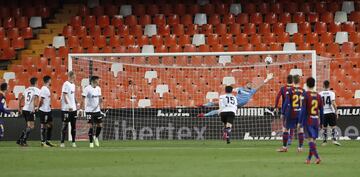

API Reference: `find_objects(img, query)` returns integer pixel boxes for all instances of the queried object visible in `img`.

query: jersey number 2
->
[311,100,318,115]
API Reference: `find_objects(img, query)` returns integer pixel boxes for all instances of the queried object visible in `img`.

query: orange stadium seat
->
[203,4,215,15]
[207,34,219,46]
[198,44,210,52]
[320,32,334,44]
[316,2,328,13]
[160,4,173,16]
[63,25,74,37]
[58,46,69,58]
[294,12,306,23]
[43,46,56,59]
[103,25,115,37]
[129,25,143,37]
[243,23,256,34]
[123,35,135,46]
[201,24,213,35]
[183,44,196,52]
[78,4,89,16]
[314,22,327,34]
[127,45,140,53]
[349,11,360,23]
[211,44,224,52]
[244,3,256,13]
[109,35,121,47]
[81,35,94,48]
[341,42,355,54]
[0,28,4,38]
[221,34,233,46]
[158,25,170,36]
[181,14,193,26]
[89,25,101,36]
[229,23,241,35]
[16,16,28,28]
[242,43,254,51]
[208,14,220,25]
[137,35,149,46]
[139,15,151,26]
[292,33,304,45]
[94,35,107,48]
[118,25,129,36]
[227,44,239,51]
[70,16,82,27]
[114,46,126,53]
[250,12,262,24]
[277,32,290,43]
[327,43,340,55]
[71,46,83,53]
[154,14,166,26]
[155,45,167,53]
[125,15,138,26]
[67,35,80,48]
[7,28,19,39]
[3,17,15,29]
[151,35,163,46]
[178,34,191,46]
[147,4,160,16]
[273,22,285,35]
[111,16,123,28]
[328,2,340,12]
[259,23,271,34]
[269,43,282,51]
[286,2,299,13]
[271,2,283,13]
[320,12,334,23]
[133,4,145,16]
[215,24,227,35]
[105,5,118,17]
[342,22,356,33]
[298,42,311,50]
[299,22,311,34]
[164,34,176,46]
[259,2,270,13]
[307,12,319,23]
[265,13,277,24]
[74,26,87,38]
[169,45,181,52]
[168,14,180,25]
[92,6,104,16]
[85,15,96,28]
[279,12,291,24]
[185,24,199,35]
[234,33,248,45]
[173,24,185,35]
[306,32,319,44]
[174,4,186,16]
[236,13,249,25]
[314,42,326,55]
[249,34,261,45]
[263,33,276,44]
[349,32,360,44]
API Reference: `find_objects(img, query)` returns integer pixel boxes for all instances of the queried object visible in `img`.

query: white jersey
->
[61,81,76,111]
[219,94,238,114]
[39,86,51,112]
[22,87,40,112]
[320,90,336,114]
[82,85,101,113]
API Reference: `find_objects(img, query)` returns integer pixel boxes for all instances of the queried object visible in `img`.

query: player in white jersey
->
[38,76,55,147]
[81,76,103,148]
[17,77,40,146]
[219,86,238,144]
[319,80,340,146]
[60,71,78,148]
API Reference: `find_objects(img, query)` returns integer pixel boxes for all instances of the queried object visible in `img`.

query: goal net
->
[69,51,330,141]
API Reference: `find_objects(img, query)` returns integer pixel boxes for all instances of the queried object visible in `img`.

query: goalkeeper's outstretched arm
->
[254,73,274,91]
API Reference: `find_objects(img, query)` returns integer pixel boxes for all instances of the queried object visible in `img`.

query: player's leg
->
[94,113,103,147]
[17,111,34,146]
[305,125,320,164]
[45,113,56,147]
[278,117,290,152]
[297,126,304,152]
[198,109,220,118]
[39,111,49,147]
[287,128,294,146]
[87,113,95,148]
[322,114,329,145]
[69,111,77,147]
[329,114,340,146]
[60,111,69,147]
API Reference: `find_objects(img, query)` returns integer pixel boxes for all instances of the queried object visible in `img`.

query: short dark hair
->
[293,75,300,84]
[43,75,51,83]
[287,75,293,84]
[0,83,7,91]
[306,77,316,89]
[225,86,233,93]
[323,80,330,88]
[68,71,75,77]
[30,77,38,85]
[90,76,99,83]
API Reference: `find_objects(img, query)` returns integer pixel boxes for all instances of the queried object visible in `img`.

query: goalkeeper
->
[197,73,274,118]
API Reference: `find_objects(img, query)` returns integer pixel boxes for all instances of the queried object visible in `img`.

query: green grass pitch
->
[0,140,359,177]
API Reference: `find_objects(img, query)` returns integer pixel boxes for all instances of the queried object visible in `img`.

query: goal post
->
[68,50,330,141]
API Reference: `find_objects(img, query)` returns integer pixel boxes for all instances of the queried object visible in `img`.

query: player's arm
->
[274,88,282,109]
[281,92,290,116]
[318,96,324,126]
[18,94,24,113]
[33,95,39,112]
[297,93,307,127]
[254,73,274,91]
[0,98,10,114]
[331,93,338,119]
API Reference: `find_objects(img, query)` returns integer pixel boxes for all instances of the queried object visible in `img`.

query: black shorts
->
[22,110,35,122]
[38,111,53,124]
[220,112,235,124]
[86,112,103,124]
[323,113,337,127]
[62,111,77,122]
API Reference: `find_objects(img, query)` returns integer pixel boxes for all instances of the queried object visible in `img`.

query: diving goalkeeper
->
[197,73,274,118]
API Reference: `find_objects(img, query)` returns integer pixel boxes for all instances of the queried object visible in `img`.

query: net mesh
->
[71,52,330,140]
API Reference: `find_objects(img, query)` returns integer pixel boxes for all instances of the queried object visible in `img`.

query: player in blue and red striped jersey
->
[277,75,305,152]
[299,77,324,164]
[274,75,294,145]
[0,83,10,141]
